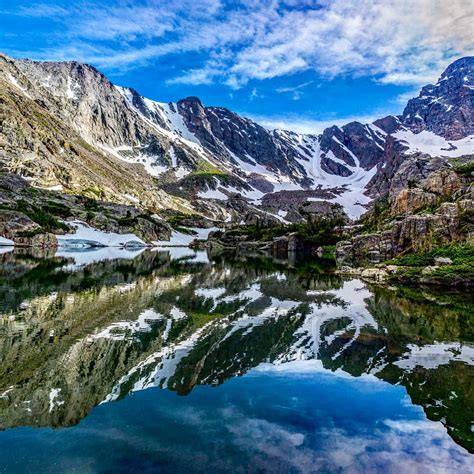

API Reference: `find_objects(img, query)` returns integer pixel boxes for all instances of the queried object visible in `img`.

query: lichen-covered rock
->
[424,170,462,197]
[391,188,437,215]
[0,210,40,239]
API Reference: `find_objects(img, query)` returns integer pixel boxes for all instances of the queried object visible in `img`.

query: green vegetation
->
[388,243,474,266]
[160,210,203,228]
[174,160,235,187]
[194,160,227,175]
[116,211,159,228]
[81,187,105,199]
[174,226,198,235]
[43,201,73,218]
[458,207,474,234]
[223,216,345,246]
[451,159,474,177]
[358,196,390,232]
[387,243,474,285]
[77,138,101,155]
[16,200,69,233]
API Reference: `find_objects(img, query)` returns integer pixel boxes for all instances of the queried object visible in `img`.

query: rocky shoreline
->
[337,260,473,287]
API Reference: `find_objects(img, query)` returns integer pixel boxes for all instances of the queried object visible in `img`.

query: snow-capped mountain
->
[0,53,472,222]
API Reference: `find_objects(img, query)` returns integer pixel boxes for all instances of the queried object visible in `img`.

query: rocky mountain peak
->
[438,56,473,83]
[176,96,208,135]
[401,56,473,140]
[372,115,402,135]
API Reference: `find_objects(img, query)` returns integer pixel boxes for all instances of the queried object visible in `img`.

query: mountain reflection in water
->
[0,247,472,472]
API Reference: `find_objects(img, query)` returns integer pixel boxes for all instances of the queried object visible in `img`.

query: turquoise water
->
[0,249,472,472]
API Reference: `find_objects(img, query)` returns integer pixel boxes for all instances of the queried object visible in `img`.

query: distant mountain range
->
[0,53,472,224]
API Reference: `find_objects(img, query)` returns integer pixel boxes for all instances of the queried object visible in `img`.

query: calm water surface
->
[0,247,472,473]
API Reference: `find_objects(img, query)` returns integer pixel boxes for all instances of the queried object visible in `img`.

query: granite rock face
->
[336,168,474,266]
[390,188,437,216]
[0,210,40,239]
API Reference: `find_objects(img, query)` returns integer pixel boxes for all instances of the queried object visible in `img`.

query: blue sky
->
[1,0,473,132]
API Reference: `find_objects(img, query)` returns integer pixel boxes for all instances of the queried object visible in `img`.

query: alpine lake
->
[0,246,472,473]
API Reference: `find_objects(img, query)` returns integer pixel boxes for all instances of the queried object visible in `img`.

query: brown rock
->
[391,188,437,215]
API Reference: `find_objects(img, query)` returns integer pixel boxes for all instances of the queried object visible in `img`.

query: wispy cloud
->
[17,3,69,17]
[4,0,474,86]
[276,81,314,100]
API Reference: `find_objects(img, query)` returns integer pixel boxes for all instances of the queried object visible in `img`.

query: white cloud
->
[5,0,474,86]
[276,80,314,100]
[394,88,422,105]
[276,81,314,94]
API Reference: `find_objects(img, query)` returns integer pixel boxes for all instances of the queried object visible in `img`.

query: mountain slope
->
[0,53,473,227]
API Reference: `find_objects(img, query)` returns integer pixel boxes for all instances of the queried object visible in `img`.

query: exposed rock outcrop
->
[337,168,474,266]
[0,173,171,245]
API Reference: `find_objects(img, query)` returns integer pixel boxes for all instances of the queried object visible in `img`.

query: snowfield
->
[57,221,146,248]
[0,236,14,246]
[394,130,474,157]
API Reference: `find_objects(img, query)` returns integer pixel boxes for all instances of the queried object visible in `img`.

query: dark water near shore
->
[0,247,472,472]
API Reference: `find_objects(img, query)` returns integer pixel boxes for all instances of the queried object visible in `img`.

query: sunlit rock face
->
[0,249,472,452]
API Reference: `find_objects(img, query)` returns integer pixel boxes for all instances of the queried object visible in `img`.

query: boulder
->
[0,210,40,239]
[434,257,453,266]
[0,173,30,192]
[422,266,438,275]
[361,267,389,282]
[31,233,58,248]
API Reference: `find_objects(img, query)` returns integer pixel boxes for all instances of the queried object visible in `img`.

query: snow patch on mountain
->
[8,73,32,99]
[394,130,474,157]
[98,144,169,177]
[197,185,229,201]
[154,227,219,246]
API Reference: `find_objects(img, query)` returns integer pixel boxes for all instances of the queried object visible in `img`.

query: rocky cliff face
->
[336,166,474,266]
[401,57,474,140]
[0,53,473,229]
